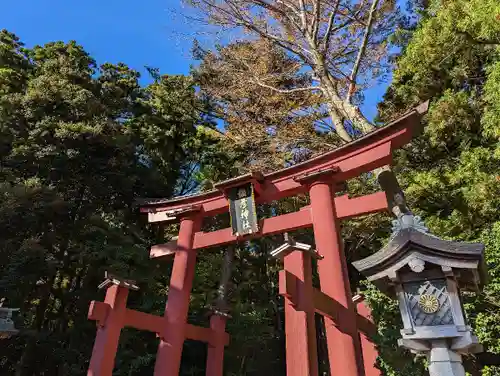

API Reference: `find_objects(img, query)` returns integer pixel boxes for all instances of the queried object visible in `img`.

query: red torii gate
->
[86,102,428,376]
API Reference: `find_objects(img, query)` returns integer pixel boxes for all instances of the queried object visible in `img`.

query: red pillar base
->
[280,251,319,376]
[206,313,228,376]
[87,285,129,376]
[356,299,381,376]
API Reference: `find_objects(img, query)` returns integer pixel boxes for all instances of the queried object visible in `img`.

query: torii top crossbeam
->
[140,102,428,257]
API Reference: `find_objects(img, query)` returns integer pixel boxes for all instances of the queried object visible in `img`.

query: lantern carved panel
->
[403,279,454,327]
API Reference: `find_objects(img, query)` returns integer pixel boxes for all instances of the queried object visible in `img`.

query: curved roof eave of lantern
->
[352,226,486,293]
[138,101,429,216]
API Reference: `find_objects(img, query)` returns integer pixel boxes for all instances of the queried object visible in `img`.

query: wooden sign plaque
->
[228,183,258,236]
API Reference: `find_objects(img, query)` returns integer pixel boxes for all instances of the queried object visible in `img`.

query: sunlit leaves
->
[374,0,500,373]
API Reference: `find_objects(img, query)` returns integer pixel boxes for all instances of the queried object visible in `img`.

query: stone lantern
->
[353,214,487,376]
[0,306,19,339]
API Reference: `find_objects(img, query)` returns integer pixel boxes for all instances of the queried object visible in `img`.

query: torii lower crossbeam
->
[151,191,388,257]
[87,283,229,376]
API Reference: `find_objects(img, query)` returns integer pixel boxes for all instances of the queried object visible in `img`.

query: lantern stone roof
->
[352,225,486,294]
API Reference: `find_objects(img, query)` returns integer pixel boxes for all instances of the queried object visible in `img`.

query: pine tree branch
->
[276,0,305,31]
[275,0,301,16]
[235,19,312,61]
[322,1,369,52]
[339,3,369,27]
[457,30,500,46]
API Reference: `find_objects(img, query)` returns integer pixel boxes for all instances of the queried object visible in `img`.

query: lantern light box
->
[353,215,487,376]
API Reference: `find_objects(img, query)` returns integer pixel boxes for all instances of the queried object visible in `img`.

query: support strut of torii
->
[86,102,429,376]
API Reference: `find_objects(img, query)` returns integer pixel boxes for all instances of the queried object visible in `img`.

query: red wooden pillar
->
[87,285,129,376]
[154,215,201,376]
[356,300,380,376]
[282,250,319,376]
[206,314,228,376]
[309,179,361,376]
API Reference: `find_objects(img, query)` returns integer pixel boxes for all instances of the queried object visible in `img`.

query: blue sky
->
[1,0,389,121]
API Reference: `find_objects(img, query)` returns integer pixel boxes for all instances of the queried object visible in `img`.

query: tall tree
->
[185,0,411,141]
[0,30,207,375]
[365,1,500,375]
[194,38,337,171]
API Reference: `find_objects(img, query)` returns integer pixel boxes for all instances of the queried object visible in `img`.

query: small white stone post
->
[0,307,19,339]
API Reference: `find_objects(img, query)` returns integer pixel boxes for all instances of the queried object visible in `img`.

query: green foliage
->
[0,28,285,376]
[0,29,208,375]
[482,59,500,139]
[372,1,500,374]
[474,223,500,351]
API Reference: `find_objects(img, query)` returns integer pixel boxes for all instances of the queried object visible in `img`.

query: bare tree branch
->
[346,0,380,104]
[322,0,341,49]
[254,80,322,94]
[209,0,314,61]
[312,0,321,42]
[276,0,304,24]
[252,0,305,33]
[297,0,308,32]
[339,2,369,26]
[323,0,371,52]
[186,0,397,140]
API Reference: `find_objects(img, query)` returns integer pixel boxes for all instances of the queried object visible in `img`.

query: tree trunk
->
[314,60,411,217]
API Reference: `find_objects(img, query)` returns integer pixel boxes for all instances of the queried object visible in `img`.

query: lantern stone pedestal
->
[428,340,466,376]
[353,215,487,376]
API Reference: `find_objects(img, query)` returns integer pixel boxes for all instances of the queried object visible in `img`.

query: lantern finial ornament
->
[391,214,429,235]
[353,222,486,376]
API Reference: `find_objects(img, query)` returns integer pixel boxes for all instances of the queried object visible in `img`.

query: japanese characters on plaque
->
[228,183,259,236]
